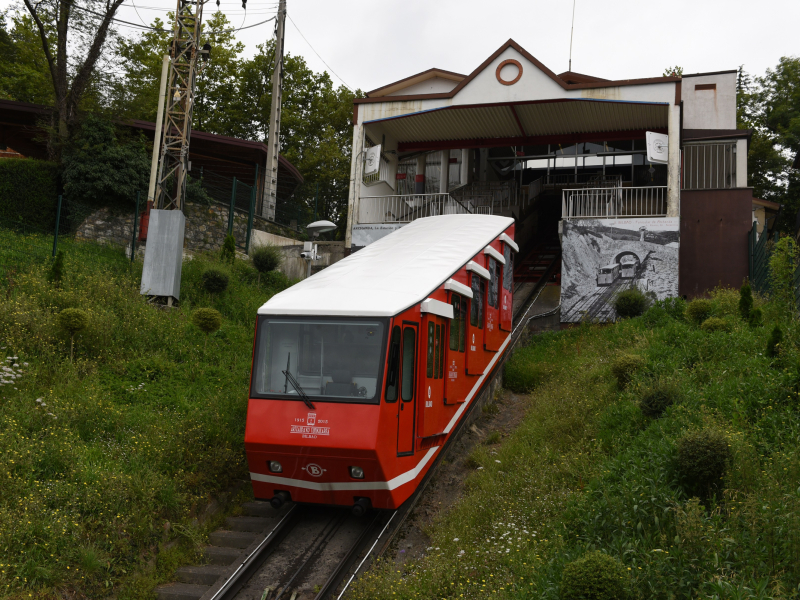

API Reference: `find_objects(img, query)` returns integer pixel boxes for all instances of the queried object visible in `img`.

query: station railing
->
[561,186,668,219]
[358,193,473,224]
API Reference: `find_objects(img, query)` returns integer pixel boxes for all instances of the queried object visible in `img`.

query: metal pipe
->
[228,177,237,234]
[131,191,140,262]
[52,194,62,257]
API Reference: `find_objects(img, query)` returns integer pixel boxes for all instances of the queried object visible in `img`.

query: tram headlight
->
[268,460,283,473]
[349,466,364,479]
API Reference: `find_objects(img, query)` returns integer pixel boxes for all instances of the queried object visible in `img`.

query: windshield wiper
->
[281,370,315,409]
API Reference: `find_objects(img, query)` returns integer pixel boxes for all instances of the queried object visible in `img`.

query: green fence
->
[748,222,777,295]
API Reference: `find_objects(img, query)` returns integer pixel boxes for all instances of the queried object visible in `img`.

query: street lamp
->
[302,220,337,278]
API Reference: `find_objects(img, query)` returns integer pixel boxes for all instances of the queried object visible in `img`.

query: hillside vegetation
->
[353,287,800,599]
[0,234,289,598]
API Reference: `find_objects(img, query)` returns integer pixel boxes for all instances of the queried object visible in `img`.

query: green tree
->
[0,11,54,105]
[61,114,150,207]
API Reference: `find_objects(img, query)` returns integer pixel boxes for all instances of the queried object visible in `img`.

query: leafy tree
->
[61,114,150,207]
[0,11,54,105]
[21,0,126,154]
[662,66,683,77]
[57,307,89,361]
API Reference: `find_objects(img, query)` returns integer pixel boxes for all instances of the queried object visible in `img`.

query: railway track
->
[157,250,558,600]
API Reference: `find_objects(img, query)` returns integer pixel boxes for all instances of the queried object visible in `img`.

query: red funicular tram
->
[245,215,518,513]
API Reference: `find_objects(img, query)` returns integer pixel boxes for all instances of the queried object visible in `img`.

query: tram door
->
[445,294,467,404]
[485,256,503,352]
[396,324,417,456]
[421,315,446,437]
[500,244,513,332]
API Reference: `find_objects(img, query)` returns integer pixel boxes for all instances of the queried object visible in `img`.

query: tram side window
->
[470,274,484,329]
[427,322,435,378]
[428,322,446,379]
[503,244,513,291]
[385,326,401,402]
[450,295,467,352]
[401,327,416,401]
[488,257,499,309]
[438,323,444,378]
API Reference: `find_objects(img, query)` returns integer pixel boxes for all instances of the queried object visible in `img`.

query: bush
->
[613,287,649,319]
[251,243,283,284]
[642,305,669,328]
[748,307,763,327]
[766,325,783,358]
[739,282,753,320]
[610,354,645,388]
[0,158,59,230]
[201,269,229,294]
[677,429,731,498]
[700,317,729,332]
[191,307,222,336]
[48,250,65,286]
[640,382,680,418]
[655,296,686,320]
[685,299,713,325]
[220,234,236,263]
[560,551,630,600]
[769,237,799,309]
[57,308,89,361]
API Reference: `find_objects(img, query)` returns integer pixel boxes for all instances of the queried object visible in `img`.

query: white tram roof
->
[258,215,514,318]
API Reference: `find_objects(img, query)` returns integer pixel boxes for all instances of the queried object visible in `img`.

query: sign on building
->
[364,144,382,176]
[351,223,404,252]
[646,132,669,164]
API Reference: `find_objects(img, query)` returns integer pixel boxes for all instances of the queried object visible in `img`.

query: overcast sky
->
[6,0,800,92]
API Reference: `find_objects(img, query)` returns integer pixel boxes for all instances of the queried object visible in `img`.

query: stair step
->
[203,545,242,565]
[225,516,271,532]
[241,501,274,518]
[176,565,229,586]
[156,583,210,600]
[209,530,259,549]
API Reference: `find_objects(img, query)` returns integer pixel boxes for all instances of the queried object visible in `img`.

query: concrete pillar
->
[415,155,426,194]
[344,122,364,250]
[460,149,470,185]
[667,104,681,217]
[440,150,449,193]
[735,138,747,188]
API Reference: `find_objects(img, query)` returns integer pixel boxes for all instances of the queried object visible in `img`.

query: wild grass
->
[350,288,800,599]
[0,233,290,599]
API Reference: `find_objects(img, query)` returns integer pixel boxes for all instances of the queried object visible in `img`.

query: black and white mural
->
[561,217,679,323]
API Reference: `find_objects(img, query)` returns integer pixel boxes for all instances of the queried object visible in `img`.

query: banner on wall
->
[561,217,679,323]
[351,223,404,252]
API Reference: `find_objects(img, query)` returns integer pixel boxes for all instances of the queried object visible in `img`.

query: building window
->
[683,143,737,190]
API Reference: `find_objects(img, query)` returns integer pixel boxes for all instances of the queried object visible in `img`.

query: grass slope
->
[352,290,800,600]
[0,235,290,599]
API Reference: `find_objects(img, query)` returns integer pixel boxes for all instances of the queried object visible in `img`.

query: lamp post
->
[302,220,337,279]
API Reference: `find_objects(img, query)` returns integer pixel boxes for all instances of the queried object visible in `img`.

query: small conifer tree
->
[220,234,236,263]
[739,281,753,320]
[766,325,783,358]
[48,251,65,286]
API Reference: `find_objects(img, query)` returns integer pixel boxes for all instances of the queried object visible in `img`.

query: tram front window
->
[251,318,387,403]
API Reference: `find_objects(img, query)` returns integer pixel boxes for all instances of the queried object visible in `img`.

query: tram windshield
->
[251,317,387,404]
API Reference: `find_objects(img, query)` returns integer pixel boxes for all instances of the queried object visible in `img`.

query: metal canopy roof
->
[366,99,669,151]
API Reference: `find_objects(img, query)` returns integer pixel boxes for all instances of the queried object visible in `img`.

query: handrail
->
[561,186,667,219]
[358,193,472,224]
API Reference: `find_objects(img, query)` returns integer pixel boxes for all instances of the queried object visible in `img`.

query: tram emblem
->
[303,463,325,477]
[306,412,316,426]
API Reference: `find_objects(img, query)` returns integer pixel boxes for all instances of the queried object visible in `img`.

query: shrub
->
[0,159,59,229]
[560,551,630,600]
[192,308,222,350]
[57,308,89,361]
[700,317,729,332]
[642,306,669,328]
[640,382,680,418]
[486,431,502,445]
[654,296,686,320]
[48,250,65,286]
[220,234,236,263]
[677,429,731,498]
[769,237,799,310]
[766,325,783,358]
[748,307,763,327]
[685,299,713,325]
[201,269,229,294]
[739,282,753,320]
[610,354,645,388]
[614,287,649,319]
[251,244,283,284]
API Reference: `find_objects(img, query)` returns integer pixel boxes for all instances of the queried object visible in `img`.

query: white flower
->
[36,398,43,402]
[40,403,46,407]
[495,460,501,463]
[453,538,459,542]
[23,362,28,366]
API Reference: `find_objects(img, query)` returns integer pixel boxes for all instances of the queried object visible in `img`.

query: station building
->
[344,40,755,321]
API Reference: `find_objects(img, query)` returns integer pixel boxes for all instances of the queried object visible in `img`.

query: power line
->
[286,12,352,91]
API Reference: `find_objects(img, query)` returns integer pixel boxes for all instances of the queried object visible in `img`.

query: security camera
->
[300,251,313,259]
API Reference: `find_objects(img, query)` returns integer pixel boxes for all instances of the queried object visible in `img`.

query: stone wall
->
[74,202,346,280]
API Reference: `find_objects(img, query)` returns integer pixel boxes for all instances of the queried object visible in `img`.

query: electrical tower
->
[155,0,207,211]
[260,0,286,220]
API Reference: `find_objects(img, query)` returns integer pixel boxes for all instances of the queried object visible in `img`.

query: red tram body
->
[245,215,518,511]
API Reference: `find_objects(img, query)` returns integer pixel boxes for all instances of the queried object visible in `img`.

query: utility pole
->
[260,0,286,221]
[156,0,208,211]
